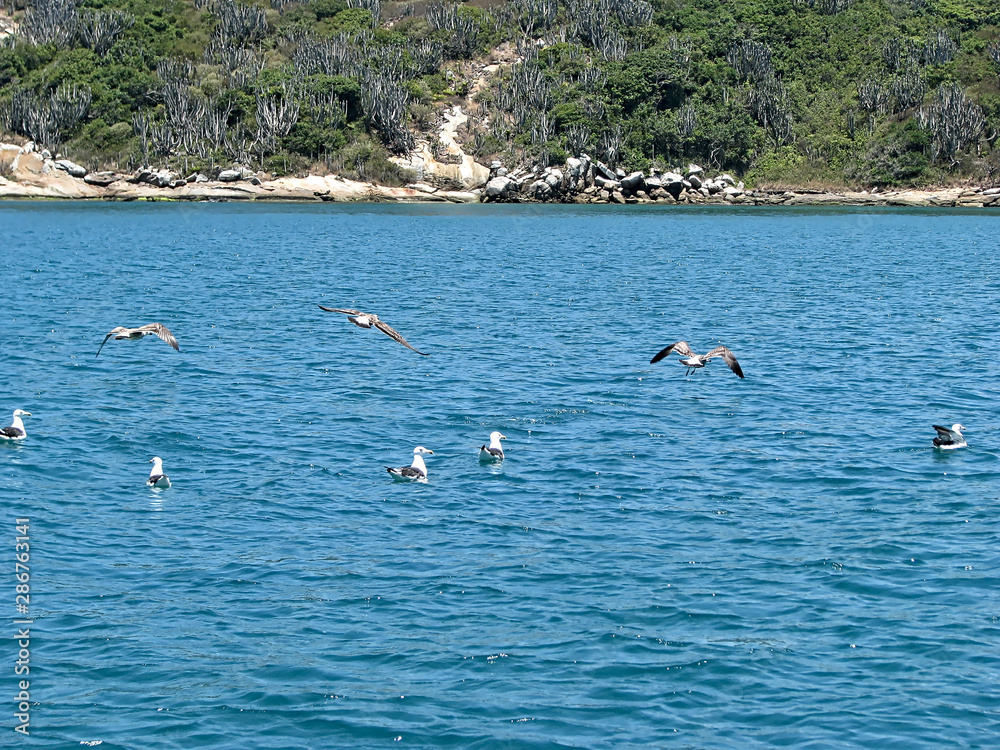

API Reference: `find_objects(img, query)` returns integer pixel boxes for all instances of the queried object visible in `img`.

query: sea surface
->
[1,201,998,749]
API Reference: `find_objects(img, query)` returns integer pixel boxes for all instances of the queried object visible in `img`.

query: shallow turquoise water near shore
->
[1,202,998,748]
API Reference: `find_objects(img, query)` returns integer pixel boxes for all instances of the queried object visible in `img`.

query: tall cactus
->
[917,83,984,162]
[78,10,134,55]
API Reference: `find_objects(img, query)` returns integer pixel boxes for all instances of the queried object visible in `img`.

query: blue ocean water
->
[1,201,998,749]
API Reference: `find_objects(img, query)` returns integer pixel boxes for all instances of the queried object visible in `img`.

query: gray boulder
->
[55,159,87,178]
[83,171,119,186]
[531,179,552,200]
[594,161,616,180]
[687,174,702,189]
[484,175,513,199]
[661,172,684,199]
[687,163,703,176]
[143,170,176,187]
[621,171,646,193]
[565,157,582,182]
[218,169,242,182]
[544,170,562,190]
[594,175,620,190]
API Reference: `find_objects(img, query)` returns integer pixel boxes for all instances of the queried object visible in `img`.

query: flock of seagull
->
[0,306,969,486]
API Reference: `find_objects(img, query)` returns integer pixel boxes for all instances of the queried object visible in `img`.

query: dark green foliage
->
[0,0,995,186]
[856,119,935,186]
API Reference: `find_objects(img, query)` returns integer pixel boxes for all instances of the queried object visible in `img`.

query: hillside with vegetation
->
[0,0,998,189]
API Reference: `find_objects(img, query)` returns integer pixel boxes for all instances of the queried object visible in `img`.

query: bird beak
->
[24,412,31,417]
[500,434,506,440]
[427,450,434,454]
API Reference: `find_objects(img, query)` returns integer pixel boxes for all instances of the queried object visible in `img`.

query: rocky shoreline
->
[2,140,998,208]
[480,155,1000,208]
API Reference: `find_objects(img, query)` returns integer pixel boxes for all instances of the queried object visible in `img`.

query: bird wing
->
[650,341,692,364]
[142,323,179,351]
[387,466,425,478]
[705,346,744,378]
[95,331,115,357]
[374,320,429,355]
[0,426,24,438]
[932,425,956,439]
[319,306,364,315]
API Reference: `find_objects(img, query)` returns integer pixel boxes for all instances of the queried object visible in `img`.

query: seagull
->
[0,410,31,440]
[932,424,967,450]
[650,341,744,378]
[318,306,428,355]
[387,446,433,480]
[479,431,506,462]
[97,323,180,357]
[147,456,171,488]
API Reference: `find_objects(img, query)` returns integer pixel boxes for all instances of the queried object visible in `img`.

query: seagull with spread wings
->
[650,341,744,378]
[318,306,428,355]
[932,423,967,450]
[97,323,180,357]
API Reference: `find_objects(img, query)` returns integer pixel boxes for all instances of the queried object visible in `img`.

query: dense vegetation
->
[0,0,998,187]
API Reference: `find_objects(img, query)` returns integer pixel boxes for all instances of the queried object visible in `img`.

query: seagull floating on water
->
[97,323,179,357]
[318,306,428,355]
[479,431,506,462]
[932,424,967,450]
[0,410,31,440]
[387,446,433,481]
[147,456,171,488]
[650,341,744,378]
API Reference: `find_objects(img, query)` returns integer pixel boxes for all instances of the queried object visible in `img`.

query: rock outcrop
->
[0,139,997,207]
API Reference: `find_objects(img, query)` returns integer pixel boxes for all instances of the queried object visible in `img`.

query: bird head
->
[413,447,433,455]
[490,431,506,441]
[12,410,31,418]
[149,456,162,465]
[952,424,966,433]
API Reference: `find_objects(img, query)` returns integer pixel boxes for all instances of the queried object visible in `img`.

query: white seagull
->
[318,306,428,355]
[479,431,506,462]
[387,446,433,481]
[0,409,31,440]
[650,341,744,378]
[932,424,967,450]
[97,323,180,357]
[147,457,171,488]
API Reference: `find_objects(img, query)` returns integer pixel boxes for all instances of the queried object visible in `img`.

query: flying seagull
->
[650,341,744,378]
[97,323,180,357]
[318,306,428,355]
[932,424,967,450]
[147,456,172,488]
[0,409,31,440]
[387,446,433,481]
[479,431,506,462]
